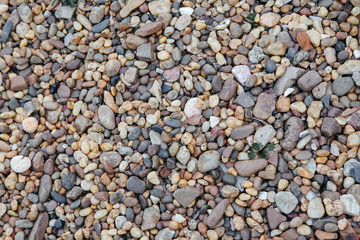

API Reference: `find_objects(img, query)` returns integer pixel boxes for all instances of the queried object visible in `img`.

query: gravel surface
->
[1,0,360,239]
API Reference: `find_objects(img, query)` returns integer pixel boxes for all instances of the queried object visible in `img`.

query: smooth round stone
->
[184,98,202,118]
[222,173,237,185]
[324,223,338,232]
[266,59,276,73]
[22,117,38,133]
[11,155,31,173]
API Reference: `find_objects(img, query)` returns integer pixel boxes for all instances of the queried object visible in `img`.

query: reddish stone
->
[10,76,27,91]
[297,31,313,50]
[135,22,163,37]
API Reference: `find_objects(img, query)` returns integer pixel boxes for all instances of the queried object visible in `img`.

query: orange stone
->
[297,167,314,179]
[276,96,290,112]
[297,31,313,50]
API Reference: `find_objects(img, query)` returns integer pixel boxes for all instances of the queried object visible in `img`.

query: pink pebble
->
[139,3,148,13]
[232,65,251,85]
[184,98,202,118]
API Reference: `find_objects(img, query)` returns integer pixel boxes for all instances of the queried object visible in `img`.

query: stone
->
[28,213,49,240]
[254,125,276,148]
[163,66,180,82]
[11,155,31,173]
[207,37,221,53]
[142,207,160,230]
[202,64,216,76]
[77,14,92,31]
[274,67,306,96]
[297,31,313,50]
[16,219,33,228]
[235,159,268,177]
[221,185,239,198]
[232,65,251,85]
[61,172,76,191]
[106,59,121,77]
[124,67,138,84]
[155,228,175,240]
[275,192,298,214]
[219,78,237,101]
[89,6,104,24]
[176,146,191,165]
[10,76,27,91]
[321,117,341,137]
[173,186,201,207]
[120,0,145,18]
[307,29,321,47]
[55,6,75,19]
[198,150,220,172]
[92,19,109,33]
[267,207,287,229]
[307,197,325,218]
[184,98,202,118]
[281,117,304,150]
[347,132,360,148]
[137,43,155,62]
[22,117,38,133]
[205,199,230,227]
[297,71,322,91]
[267,42,287,56]
[338,60,360,75]
[340,194,360,216]
[332,77,354,96]
[175,15,192,31]
[126,176,146,194]
[126,34,147,49]
[98,105,116,130]
[148,0,171,16]
[1,20,12,43]
[248,46,265,64]
[136,22,163,37]
[234,92,255,108]
[324,47,337,64]
[253,93,276,120]
[230,124,254,140]
[18,4,33,23]
[75,116,92,134]
[100,152,121,168]
[179,7,194,15]
[115,216,127,229]
[259,12,280,27]
[38,175,52,203]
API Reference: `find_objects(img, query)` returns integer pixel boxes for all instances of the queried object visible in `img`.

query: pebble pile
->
[2,0,360,239]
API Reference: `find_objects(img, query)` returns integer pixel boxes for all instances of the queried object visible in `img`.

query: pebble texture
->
[1,0,360,239]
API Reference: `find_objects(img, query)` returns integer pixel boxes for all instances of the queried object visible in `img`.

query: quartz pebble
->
[10,156,31,173]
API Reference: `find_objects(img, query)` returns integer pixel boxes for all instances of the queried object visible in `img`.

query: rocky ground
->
[1,0,360,239]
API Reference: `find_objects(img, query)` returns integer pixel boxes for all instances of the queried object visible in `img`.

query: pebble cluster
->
[2,0,360,239]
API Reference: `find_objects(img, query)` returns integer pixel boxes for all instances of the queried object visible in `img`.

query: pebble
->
[332,77,354,96]
[275,192,299,214]
[173,186,200,207]
[259,13,280,27]
[184,98,202,118]
[127,176,146,194]
[22,117,38,133]
[198,150,220,172]
[307,198,325,218]
[235,159,268,177]
[232,65,251,85]
[11,156,31,173]
[297,71,322,91]
[205,199,230,227]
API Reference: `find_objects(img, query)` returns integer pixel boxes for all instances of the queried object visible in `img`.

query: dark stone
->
[61,172,76,190]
